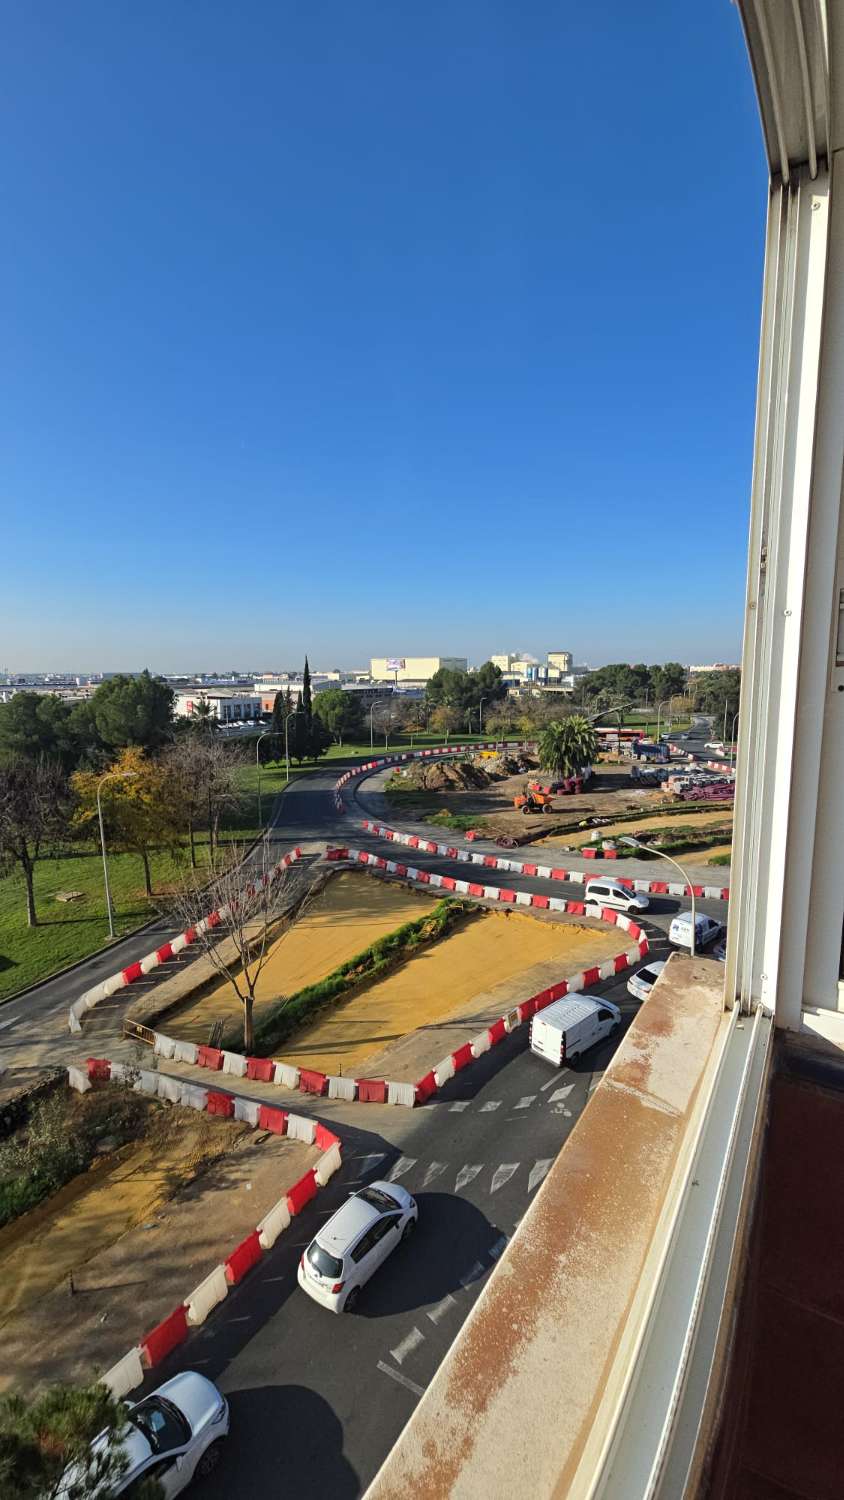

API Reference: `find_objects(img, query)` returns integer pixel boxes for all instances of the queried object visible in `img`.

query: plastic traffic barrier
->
[246,1057,275,1083]
[206,1089,235,1118]
[387,1081,415,1107]
[287,1170,318,1216]
[67,1065,91,1093]
[415,1071,437,1104]
[257,1196,291,1249]
[102,1347,145,1399]
[173,1038,199,1065]
[315,1143,342,1185]
[257,1103,288,1134]
[186,1265,228,1326]
[298,1068,328,1096]
[197,1045,224,1071]
[273,1062,300,1090]
[315,1123,341,1151]
[222,1051,248,1077]
[451,1043,474,1073]
[487,1018,507,1046]
[225,1230,262,1286]
[234,1097,260,1126]
[86,1058,111,1082]
[327,1075,356,1102]
[141,1304,188,1368]
[286,1114,316,1144]
[357,1078,388,1104]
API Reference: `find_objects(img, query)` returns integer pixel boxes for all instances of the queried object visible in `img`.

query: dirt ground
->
[0,1099,317,1394]
[280,908,622,1077]
[540,807,734,849]
[386,764,668,841]
[165,871,433,1045]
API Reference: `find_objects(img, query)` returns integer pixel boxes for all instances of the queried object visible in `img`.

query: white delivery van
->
[668,911,723,951]
[529,995,621,1068]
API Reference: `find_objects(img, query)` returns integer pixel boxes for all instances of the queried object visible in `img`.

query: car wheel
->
[402,1218,416,1242]
[344,1286,360,1313]
[196,1441,224,1479]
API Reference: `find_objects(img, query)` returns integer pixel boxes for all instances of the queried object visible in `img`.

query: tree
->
[168,839,304,1052]
[163,739,244,869]
[0,1380,163,1499]
[88,671,174,754]
[301,657,313,721]
[425,663,507,716]
[285,699,310,764]
[691,669,741,729]
[0,693,84,771]
[0,760,71,927]
[71,748,176,898]
[188,698,216,737]
[537,716,598,778]
[430,704,460,737]
[313,688,364,746]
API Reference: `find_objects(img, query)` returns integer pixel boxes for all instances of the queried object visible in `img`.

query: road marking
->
[479,1100,501,1112]
[455,1164,483,1193]
[514,1095,536,1110]
[588,1075,604,1093]
[352,1153,387,1175]
[390,1326,425,1365]
[490,1163,520,1193]
[528,1159,553,1193]
[489,1234,508,1260]
[422,1161,448,1188]
[540,1072,566,1092]
[459,1260,487,1288]
[449,1100,470,1112]
[426,1293,458,1325]
[387,1157,417,1183]
[0,1017,18,1033]
[377,1361,425,1399]
[548,1084,574,1105]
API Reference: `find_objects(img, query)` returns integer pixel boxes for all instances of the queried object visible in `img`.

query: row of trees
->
[0,670,175,772]
[576,662,688,708]
[424,661,508,719]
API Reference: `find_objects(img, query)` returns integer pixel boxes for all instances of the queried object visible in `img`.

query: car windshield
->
[130,1396,190,1454]
[308,1241,343,1279]
[357,1186,401,1212]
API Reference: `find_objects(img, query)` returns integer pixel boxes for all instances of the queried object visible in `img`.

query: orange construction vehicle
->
[513,788,556,815]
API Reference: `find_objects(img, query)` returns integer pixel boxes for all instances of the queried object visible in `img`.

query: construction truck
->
[513,788,556,815]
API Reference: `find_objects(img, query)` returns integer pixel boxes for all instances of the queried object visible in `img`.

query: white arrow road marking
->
[351,1153,387,1177]
[514,1095,536,1110]
[390,1326,425,1365]
[455,1164,483,1193]
[422,1161,448,1188]
[489,1234,508,1260]
[387,1157,417,1183]
[459,1260,487,1288]
[548,1084,575,1105]
[490,1164,520,1193]
[528,1159,553,1193]
[427,1293,458,1325]
[449,1100,470,1112]
[377,1361,425,1398]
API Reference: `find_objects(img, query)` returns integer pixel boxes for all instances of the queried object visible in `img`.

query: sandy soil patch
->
[281,910,621,1077]
[540,807,733,848]
[0,1112,316,1393]
[166,872,432,1044]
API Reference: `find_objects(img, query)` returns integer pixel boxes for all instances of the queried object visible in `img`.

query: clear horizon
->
[3,2,763,667]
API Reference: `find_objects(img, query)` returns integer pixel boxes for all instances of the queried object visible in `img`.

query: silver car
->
[627,959,666,1001]
[59,1372,229,1497]
[298,1181,418,1313]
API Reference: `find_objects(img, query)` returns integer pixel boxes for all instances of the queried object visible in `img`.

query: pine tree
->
[302,657,313,721]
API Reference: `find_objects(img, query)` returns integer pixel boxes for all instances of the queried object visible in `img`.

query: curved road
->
[2,743,728,1496]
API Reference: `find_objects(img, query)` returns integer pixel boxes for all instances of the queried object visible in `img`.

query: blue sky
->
[2,1,765,672]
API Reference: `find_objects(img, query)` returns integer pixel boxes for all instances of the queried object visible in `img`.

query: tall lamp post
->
[620,835,698,957]
[655,699,672,745]
[97,769,137,940]
[729,711,740,769]
[255,730,283,827]
[478,695,487,736]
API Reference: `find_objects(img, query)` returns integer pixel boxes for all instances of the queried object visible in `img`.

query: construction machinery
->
[513,788,556,815]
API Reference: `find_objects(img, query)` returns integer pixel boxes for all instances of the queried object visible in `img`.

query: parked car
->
[529,995,621,1068]
[585,878,650,914]
[57,1373,229,1497]
[298,1182,417,1314]
[627,959,667,1001]
[668,911,723,950]
[712,938,727,961]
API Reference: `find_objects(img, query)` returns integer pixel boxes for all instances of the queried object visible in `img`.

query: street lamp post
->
[478,695,487,736]
[256,730,283,826]
[96,769,137,940]
[729,711,740,769]
[656,699,671,745]
[620,835,698,957]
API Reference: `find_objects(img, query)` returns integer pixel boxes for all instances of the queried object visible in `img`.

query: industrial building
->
[369,656,467,684]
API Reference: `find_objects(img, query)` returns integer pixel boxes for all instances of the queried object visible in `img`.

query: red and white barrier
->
[78,1061,343,1401]
[68,848,304,1033]
[356,820,730,902]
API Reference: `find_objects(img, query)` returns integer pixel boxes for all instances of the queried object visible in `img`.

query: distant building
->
[370,656,467,684]
[688,663,741,674]
[173,690,261,723]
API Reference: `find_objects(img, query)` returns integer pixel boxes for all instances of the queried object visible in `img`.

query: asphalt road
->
[3,736,728,1495]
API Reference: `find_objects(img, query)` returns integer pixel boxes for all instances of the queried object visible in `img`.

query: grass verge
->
[245,897,474,1057]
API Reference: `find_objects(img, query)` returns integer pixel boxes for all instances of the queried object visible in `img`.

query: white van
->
[585,878,649,914]
[529,995,621,1068]
[668,911,723,950]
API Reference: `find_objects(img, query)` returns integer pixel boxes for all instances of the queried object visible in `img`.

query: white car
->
[668,911,723,950]
[585,878,650,914]
[298,1181,418,1313]
[626,959,666,1001]
[58,1372,229,1497]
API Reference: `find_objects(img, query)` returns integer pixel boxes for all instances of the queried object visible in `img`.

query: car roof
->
[317,1194,379,1253]
[640,960,666,975]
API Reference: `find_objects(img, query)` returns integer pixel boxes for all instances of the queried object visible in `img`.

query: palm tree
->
[537,716,598,778]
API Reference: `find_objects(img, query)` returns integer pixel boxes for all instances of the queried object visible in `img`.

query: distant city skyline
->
[3,2,761,668]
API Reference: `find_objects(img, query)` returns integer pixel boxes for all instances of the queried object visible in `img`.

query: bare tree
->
[0,760,70,927]
[168,839,305,1051]
[164,737,244,869]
